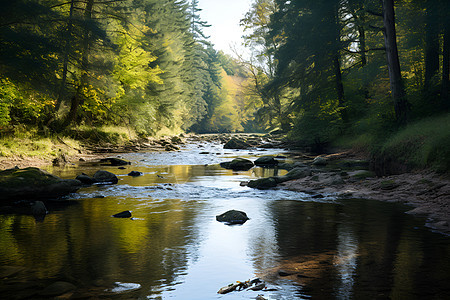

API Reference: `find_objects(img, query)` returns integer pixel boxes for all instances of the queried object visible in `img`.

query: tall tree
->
[423,0,439,93]
[441,0,450,109]
[382,0,409,125]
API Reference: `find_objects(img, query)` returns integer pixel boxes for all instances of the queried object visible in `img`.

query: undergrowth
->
[380,113,450,171]
[334,113,450,172]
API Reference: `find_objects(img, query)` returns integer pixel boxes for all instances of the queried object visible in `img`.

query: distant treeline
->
[1,0,450,150]
[0,0,255,136]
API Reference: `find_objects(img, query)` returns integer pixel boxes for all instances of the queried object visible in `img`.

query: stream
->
[1,139,450,299]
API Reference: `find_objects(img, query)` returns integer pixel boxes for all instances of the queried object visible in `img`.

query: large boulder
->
[254,156,279,167]
[0,167,82,202]
[216,210,249,225]
[76,170,119,185]
[220,158,254,171]
[276,167,311,183]
[93,170,119,184]
[247,177,278,189]
[76,173,97,185]
[223,138,251,149]
[312,156,328,166]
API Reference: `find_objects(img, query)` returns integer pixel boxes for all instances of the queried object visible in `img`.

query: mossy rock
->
[380,180,400,190]
[0,167,82,202]
[351,170,376,179]
[247,177,278,189]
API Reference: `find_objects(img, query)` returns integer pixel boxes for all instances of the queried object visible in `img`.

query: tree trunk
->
[332,3,348,126]
[424,0,439,92]
[55,0,75,112]
[358,24,367,66]
[382,0,409,126]
[442,19,450,109]
[63,0,94,127]
[334,54,348,125]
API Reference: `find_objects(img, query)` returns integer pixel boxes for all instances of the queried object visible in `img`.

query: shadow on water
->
[1,144,450,299]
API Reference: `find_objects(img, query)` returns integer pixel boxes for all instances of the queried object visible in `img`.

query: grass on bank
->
[334,113,450,172]
[0,125,137,160]
[0,135,81,159]
[380,114,450,172]
[0,123,185,161]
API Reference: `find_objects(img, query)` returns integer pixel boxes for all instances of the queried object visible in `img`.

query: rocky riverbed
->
[1,133,449,234]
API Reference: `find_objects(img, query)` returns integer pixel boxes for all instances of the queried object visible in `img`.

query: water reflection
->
[1,148,450,299]
[334,223,358,299]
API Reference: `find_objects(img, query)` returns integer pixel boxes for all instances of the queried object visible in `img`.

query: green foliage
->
[0,0,234,137]
[380,113,450,171]
[66,125,134,146]
[0,79,16,127]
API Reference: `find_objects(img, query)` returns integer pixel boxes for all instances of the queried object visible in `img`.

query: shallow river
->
[1,141,450,299]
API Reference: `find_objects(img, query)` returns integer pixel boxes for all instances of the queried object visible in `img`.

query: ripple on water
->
[74,181,336,204]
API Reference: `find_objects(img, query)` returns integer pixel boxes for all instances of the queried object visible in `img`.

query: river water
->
[1,140,450,299]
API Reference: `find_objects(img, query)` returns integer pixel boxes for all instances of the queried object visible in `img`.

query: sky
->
[196,0,253,55]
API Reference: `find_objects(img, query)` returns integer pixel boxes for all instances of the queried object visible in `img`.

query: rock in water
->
[112,210,132,218]
[220,158,254,171]
[31,201,48,217]
[247,177,278,190]
[76,173,97,185]
[254,156,279,167]
[100,157,131,166]
[216,210,249,225]
[93,170,119,184]
[0,167,82,202]
[128,171,143,177]
[223,138,251,149]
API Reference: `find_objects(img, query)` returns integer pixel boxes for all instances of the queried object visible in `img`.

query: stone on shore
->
[276,167,311,183]
[0,167,82,202]
[312,156,328,166]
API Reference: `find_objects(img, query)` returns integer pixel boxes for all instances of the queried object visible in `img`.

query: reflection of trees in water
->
[0,197,202,297]
[262,199,450,299]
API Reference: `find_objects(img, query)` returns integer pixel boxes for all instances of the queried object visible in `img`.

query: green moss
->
[352,171,376,179]
[380,180,399,190]
[0,167,57,187]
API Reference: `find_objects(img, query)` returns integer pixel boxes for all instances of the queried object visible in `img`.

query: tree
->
[382,0,409,125]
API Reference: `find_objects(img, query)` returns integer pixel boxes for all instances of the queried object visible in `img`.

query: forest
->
[1,0,449,171]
